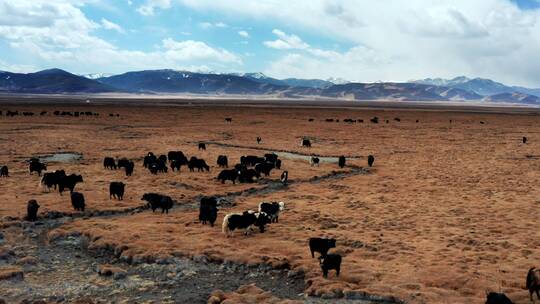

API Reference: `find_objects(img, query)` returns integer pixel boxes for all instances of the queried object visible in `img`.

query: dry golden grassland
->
[1,102,539,303]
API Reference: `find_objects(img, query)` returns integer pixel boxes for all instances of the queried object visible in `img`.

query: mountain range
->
[1,68,539,105]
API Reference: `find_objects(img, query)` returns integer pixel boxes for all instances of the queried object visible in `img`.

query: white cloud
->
[264,29,309,50]
[100,18,125,34]
[238,30,250,38]
[161,38,241,64]
[136,0,171,16]
[176,0,540,87]
[0,1,241,74]
[265,45,391,81]
[200,21,228,29]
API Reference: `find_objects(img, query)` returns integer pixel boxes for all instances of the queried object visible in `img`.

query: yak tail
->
[222,214,232,235]
[526,267,536,289]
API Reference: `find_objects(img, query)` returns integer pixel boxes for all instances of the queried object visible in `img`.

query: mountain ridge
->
[1,68,539,105]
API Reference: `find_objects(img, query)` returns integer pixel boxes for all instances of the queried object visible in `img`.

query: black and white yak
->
[258,201,285,223]
[222,211,271,237]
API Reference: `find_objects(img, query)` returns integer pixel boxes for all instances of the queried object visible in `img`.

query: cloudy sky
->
[1,0,540,86]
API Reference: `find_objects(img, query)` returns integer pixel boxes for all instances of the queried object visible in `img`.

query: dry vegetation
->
[1,101,539,303]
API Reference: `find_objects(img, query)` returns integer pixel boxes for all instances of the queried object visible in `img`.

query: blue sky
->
[1,0,540,86]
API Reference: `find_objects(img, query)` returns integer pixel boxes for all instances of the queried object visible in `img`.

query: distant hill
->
[414,76,540,97]
[318,82,481,101]
[233,72,334,88]
[0,69,117,94]
[483,92,540,104]
[2,68,540,105]
[97,70,289,94]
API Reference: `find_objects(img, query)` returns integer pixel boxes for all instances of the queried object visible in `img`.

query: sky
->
[1,0,540,87]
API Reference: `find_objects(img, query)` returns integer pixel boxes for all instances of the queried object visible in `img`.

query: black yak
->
[309,237,336,258]
[527,267,540,302]
[0,165,8,177]
[29,160,47,176]
[27,200,40,222]
[485,292,514,304]
[109,182,125,200]
[103,157,117,169]
[217,169,239,184]
[217,155,228,168]
[70,192,85,211]
[301,138,312,147]
[368,155,375,167]
[319,254,341,278]
[141,193,173,214]
[199,196,218,226]
[40,170,66,191]
[338,156,346,168]
[58,174,83,194]
[188,158,209,172]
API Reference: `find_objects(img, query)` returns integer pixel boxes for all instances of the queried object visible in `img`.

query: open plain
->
[0,97,539,304]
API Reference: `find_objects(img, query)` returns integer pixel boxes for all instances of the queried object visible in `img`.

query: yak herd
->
[0,109,124,118]
[2,114,537,297]
[9,137,371,280]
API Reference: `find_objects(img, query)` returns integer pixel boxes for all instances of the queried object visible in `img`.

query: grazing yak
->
[241,155,265,167]
[523,137,528,144]
[198,143,206,150]
[141,193,173,214]
[225,117,232,123]
[255,162,274,176]
[485,292,514,304]
[309,237,336,258]
[319,254,342,278]
[217,169,239,184]
[256,137,262,144]
[40,170,66,191]
[338,156,346,168]
[143,153,157,168]
[370,117,379,124]
[258,201,285,223]
[199,196,218,226]
[58,174,83,194]
[103,157,117,170]
[301,139,312,147]
[217,155,228,168]
[168,151,187,163]
[29,160,47,176]
[124,160,134,176]
[158,154,167,164]
[188,157,210,172]
[222,211,271,237]
[27,200,40,222]
[70,192,85,211]
[280,171,288,185]
[368,155,375,167]
[239,168,260,183]
[264,153,278,164]
[109,182,125,200]
[149,159,168,174]
[527,267,540,301]
[0,165,8,177]
[310,157,320,167]
[170,159,186,172]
